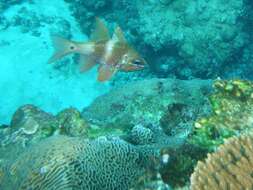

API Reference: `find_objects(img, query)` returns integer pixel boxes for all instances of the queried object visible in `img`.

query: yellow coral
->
[190,132,253,190]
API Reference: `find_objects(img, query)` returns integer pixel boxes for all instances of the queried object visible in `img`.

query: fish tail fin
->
[48,35,77,64]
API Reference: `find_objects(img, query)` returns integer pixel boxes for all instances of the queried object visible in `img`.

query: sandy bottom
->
[0,0,110,124]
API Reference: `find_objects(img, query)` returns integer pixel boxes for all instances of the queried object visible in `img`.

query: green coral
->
[189,79,253,151]
[56,107,89,137]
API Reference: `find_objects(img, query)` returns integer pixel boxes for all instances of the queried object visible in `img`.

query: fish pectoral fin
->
[97,64,117,82]
[91,17,110,42]
[112,26,126,43]
[79,55,97,72]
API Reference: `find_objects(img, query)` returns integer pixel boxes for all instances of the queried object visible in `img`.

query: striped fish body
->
[48,18,146,82]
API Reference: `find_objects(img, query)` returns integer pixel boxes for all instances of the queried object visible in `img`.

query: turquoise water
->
[0,0,253,189]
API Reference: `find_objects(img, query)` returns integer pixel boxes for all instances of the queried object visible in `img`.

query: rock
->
[56,107,89,137]
[10,104,58,138]
[82,78,212,132]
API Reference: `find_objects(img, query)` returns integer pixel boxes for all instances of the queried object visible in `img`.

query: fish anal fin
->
[79,55,97,72]
[91,17,110,42]
[112,26,126,43]
[97,64,117,82]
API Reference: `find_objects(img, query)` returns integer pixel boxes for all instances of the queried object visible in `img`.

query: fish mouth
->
[135,64,146,69]
[132,59,148,69]
[132,64,148,70]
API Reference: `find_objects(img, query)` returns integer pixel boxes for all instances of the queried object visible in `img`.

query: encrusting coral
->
[82,78,212,131]
[190,132,253,190]
[190,79,253,151]
[56,107,89,137]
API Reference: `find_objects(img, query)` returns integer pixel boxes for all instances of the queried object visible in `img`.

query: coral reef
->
[2,76,253,189]
[10,104,58,137]
[1,135,154,190]
[190,79,253,151]
[128,124,156,145]
[131,178,170,190]
[159,143,207,188]
[0,104,89,162]
[136,0,248,78]
[82,78,212,131]
[0,100,187,189]
[64,0,250,79]
[2,0,253,189]
[0,0,27,12]
[56,107,89,137]
[190,132,253,190]
[6,79,250,189]
[82,78,212,188]
[1,3,72,37]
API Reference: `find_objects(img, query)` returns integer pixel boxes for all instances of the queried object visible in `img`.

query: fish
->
[48,18,147,82]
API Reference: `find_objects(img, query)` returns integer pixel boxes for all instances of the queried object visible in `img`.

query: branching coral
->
[190,132,253,190]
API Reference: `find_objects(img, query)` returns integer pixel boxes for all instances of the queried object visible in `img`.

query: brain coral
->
[190,132,253,190]
[1,135,156,190]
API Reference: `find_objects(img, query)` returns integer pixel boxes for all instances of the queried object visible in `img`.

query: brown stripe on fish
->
[93,41,107,58]
[106,41,129,66]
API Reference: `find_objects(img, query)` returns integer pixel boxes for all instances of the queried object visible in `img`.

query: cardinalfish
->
[48,18,147,82]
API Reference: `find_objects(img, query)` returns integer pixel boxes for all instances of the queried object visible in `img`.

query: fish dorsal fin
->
[112,26,126,43]
[91,17,110,42]
[97,64,117,82]
[79,55,97,72]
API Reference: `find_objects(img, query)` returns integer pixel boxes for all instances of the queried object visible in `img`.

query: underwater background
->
[1,0,253,189]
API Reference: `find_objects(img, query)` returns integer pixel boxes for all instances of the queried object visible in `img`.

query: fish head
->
[119,48,147,71]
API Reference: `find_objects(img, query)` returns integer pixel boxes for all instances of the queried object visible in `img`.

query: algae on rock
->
[190,79,253,152]
[56,107,89,137]
[82,78,212,133]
